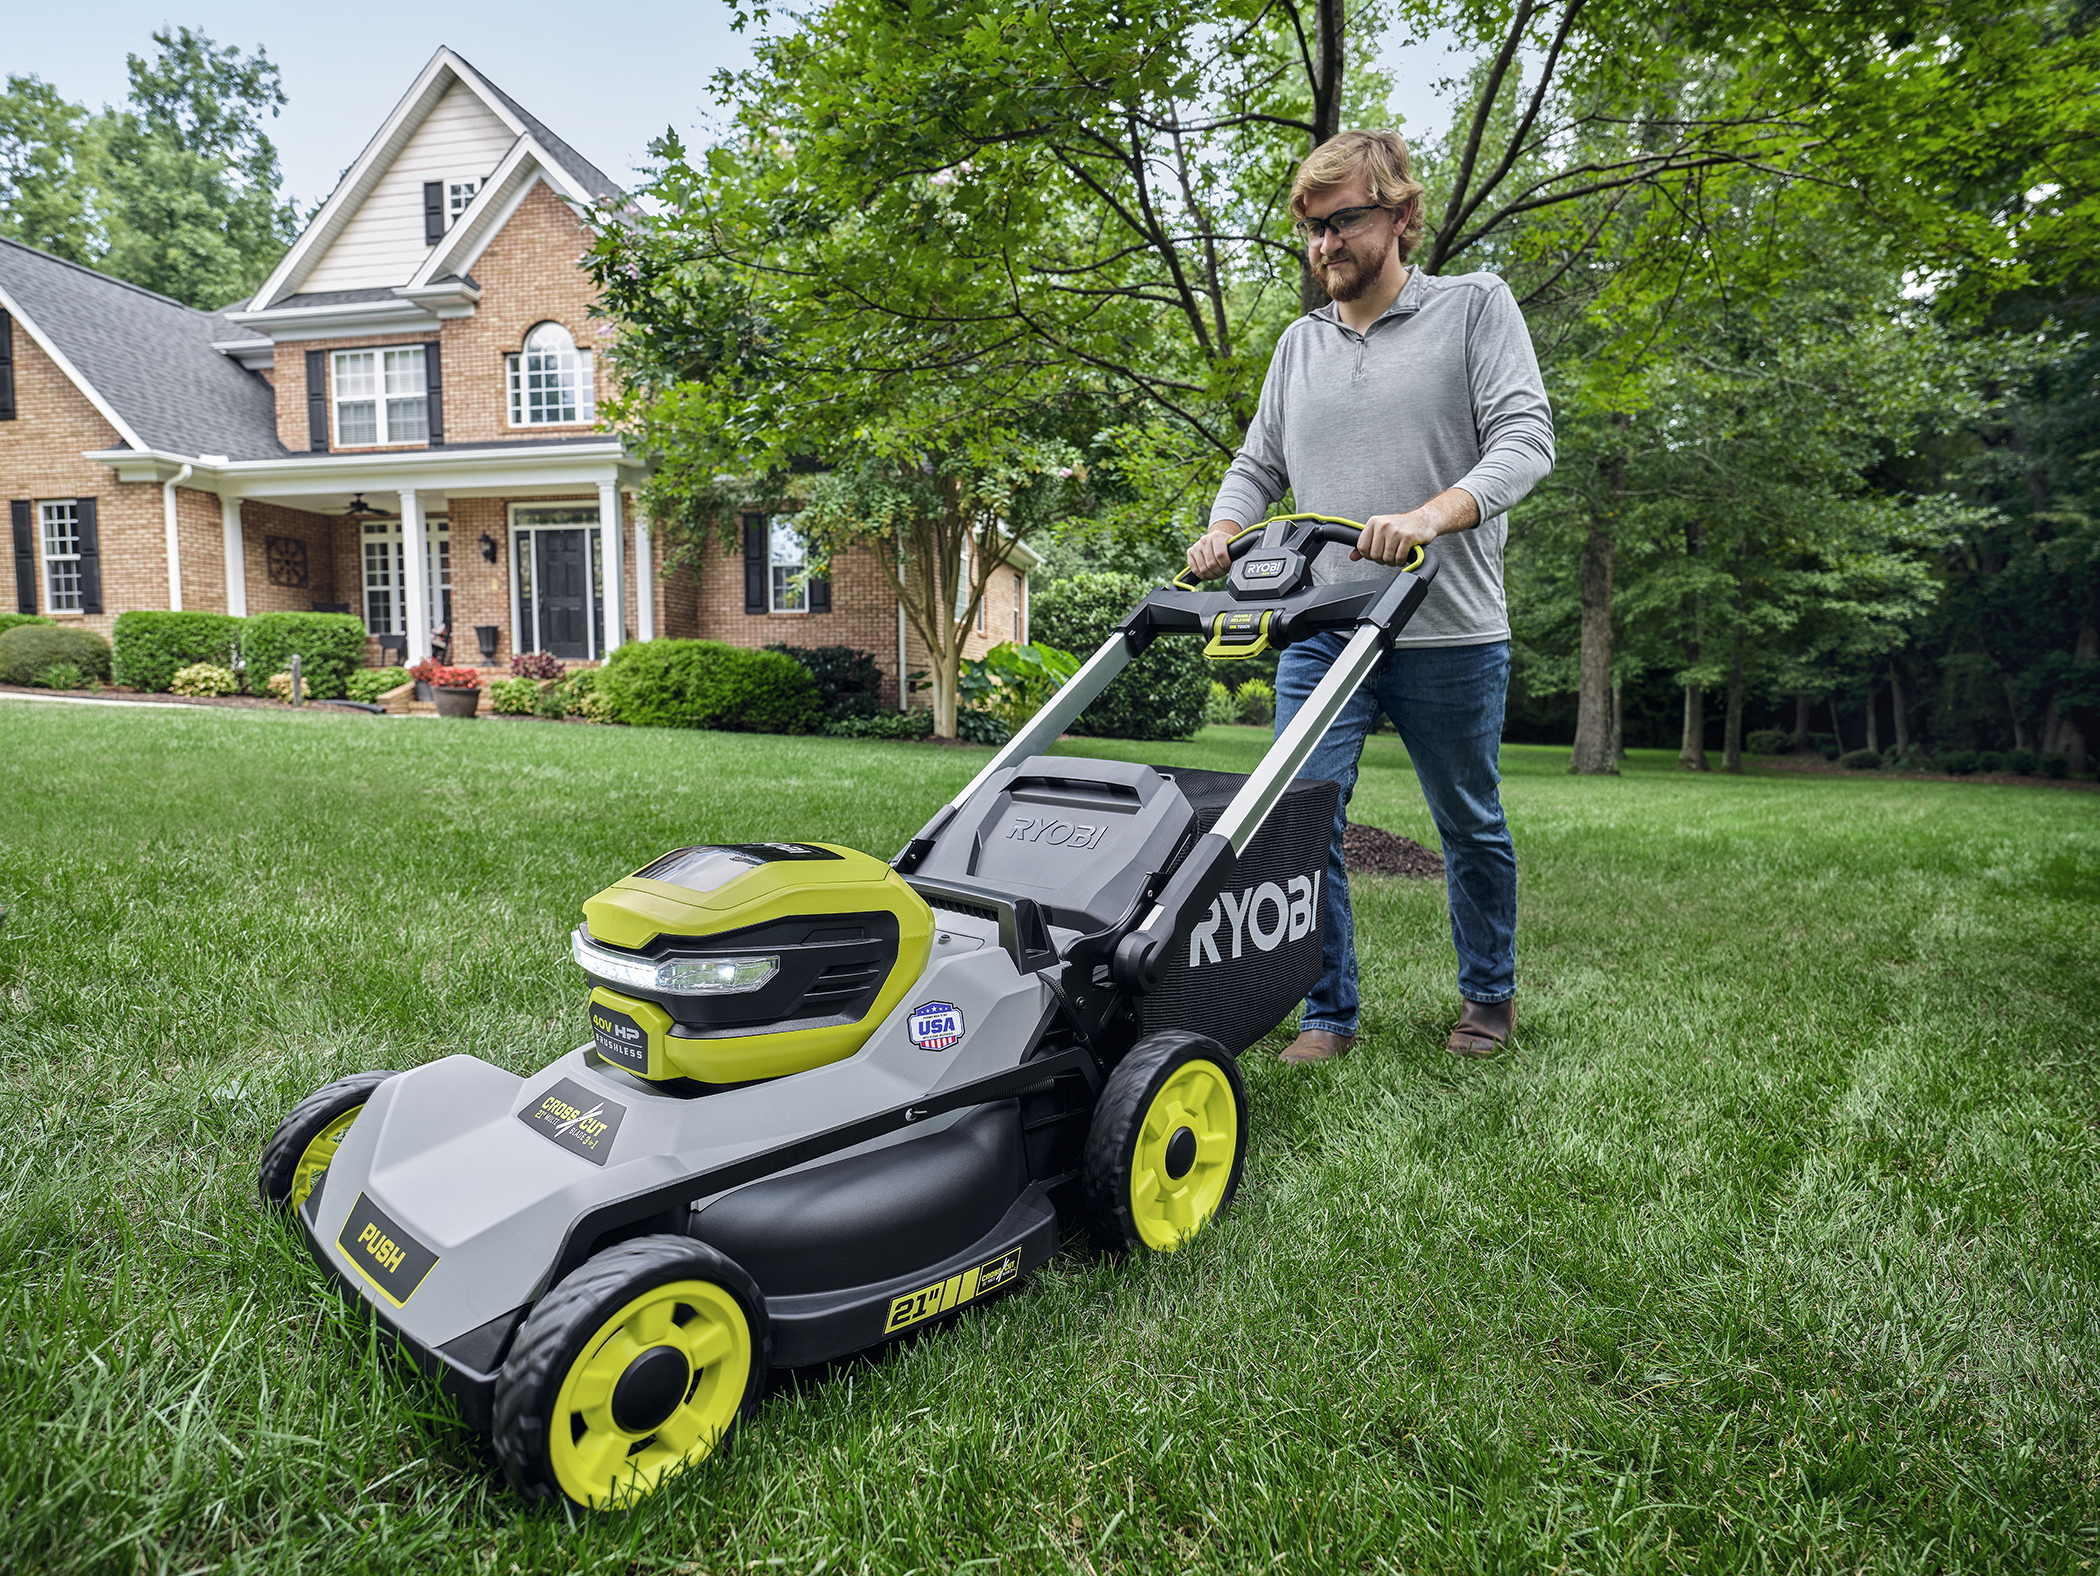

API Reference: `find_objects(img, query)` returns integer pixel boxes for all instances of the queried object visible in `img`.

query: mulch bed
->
[1756,757,2098,792]
[1344,822,1445,878]
[0,683,284,709]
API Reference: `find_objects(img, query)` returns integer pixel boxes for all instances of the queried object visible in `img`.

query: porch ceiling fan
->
[342,493,398,520]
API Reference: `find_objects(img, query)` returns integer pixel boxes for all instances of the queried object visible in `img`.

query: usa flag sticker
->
[909,1000,964,1050]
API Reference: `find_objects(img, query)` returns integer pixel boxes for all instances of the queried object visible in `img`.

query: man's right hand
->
[1187,522,1239,581]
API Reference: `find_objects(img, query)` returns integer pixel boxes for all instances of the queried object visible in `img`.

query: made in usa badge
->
[908,1000,964,1050]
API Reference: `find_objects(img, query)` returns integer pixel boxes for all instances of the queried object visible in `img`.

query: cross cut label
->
[518,1076,628,1166]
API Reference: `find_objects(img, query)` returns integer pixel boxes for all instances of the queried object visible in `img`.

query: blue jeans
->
[1275,635,1516,1036]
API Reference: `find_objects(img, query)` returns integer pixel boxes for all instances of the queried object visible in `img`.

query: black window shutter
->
[304,350,328,450]
[424,340,444,445]
[424,182,445,246]
[10,500,35,614]
[74,497,101,614]
[743,513,767,613]
[809,566,831,613]
[0,311,15,421]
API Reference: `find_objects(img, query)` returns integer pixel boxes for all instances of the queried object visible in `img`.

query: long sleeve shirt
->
[1209,267,1555,647]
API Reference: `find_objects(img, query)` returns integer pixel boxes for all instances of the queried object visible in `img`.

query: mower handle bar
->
[1172,514,1425,590]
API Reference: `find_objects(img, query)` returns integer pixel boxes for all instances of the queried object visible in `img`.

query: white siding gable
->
[300,82,517,293]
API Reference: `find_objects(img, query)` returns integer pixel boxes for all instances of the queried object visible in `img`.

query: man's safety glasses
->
[1293,204,1391,242]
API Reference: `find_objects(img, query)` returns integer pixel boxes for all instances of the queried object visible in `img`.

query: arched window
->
[507,321,594,426]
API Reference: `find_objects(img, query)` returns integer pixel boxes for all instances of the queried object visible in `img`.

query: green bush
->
[0,623,111,686]
[2040,752,2070,779]
[0,613,53,638]
[169,663,239,697]
[824,710,934,740]
[489,676,540,716]
[1236,677,1277,726]
[345,667,409,705]
[766,644,885,722]
[111,610,243,691]
[36,662,86,690]
[1838,748,1882,770]
[1939,750,1980,775]
[1030,572,1208,741]
[2004,748,2039,776]
[1205,680,1237,727]
[241,613,367,702]
[1976,750,2006,774]
[1901,752,1939,773]
[1744,728,1790,755]
[595,640,822,733]
[957,708,1009,745]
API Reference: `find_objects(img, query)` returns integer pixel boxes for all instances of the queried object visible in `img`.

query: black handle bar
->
[1174,513,1423,590]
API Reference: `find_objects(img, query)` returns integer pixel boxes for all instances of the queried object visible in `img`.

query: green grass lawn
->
[1,699,2095,1575]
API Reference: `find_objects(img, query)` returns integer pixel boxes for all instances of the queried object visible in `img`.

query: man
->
[1191,128,1554,1062]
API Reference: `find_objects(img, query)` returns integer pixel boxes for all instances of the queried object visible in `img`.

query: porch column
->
[633,501,654,643]
[401,488,432,665]
[220,495,247,617]
[597,479,624,654]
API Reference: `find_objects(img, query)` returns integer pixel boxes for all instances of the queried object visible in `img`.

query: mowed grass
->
[0,698,2095,1576]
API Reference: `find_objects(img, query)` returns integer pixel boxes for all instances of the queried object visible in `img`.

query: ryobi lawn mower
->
[260,517,1435,1510]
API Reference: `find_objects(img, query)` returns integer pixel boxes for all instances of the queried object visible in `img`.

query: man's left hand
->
[1352,487,1482,566]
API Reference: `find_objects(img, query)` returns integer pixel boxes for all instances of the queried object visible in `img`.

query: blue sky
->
[8,2,1470,211]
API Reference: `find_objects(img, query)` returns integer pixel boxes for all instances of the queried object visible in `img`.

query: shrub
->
[0,623,111,686]
[36,662,86,690]
[2040,752,2070,779]
[957,708,1010,745]
[1236,677,1277,726]
[1744,728,1790,755]
[1976,750,2005,774]
[825,709,934,740]
[1838,748,1882,770]
[1939,750,1980,775]
[2004,748,2039,776]
[511,650,565,681]
[345,667,409,704]
[533,680,572,720]
[111,610,242,691]
[264,671,296,701]
[242,613,366,701]
[767,644,885,722]
[1205,680,1237,726]
[1904,753,1939,774]
[1030,572,1208,740]
[169,663,239,697]
[0,613,53,638]
[489,676,540,715]
[594,639,822,733]
[1820,744,1839,760]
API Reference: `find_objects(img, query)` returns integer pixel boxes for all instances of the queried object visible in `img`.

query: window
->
[333,347,428,445]
[769,519,807,613]
[446,176,479,225]
[40,500,80,612]
[507,322,594,426]
[360,517,450,635]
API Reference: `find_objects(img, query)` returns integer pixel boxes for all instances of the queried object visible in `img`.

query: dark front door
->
[536,529,590,658]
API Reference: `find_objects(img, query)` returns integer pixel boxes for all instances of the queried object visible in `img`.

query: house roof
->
[464,57,624,205]
[0,238,288,461]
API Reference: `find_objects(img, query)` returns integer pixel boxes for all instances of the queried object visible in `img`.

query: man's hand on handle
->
[1187,523,1239,580]
[1190,488,1482,581]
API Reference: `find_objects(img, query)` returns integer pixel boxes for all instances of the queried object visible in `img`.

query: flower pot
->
[433,685,481,719]
[413,680,433,701]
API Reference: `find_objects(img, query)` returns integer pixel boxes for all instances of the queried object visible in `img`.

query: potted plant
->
[424,661,484,718]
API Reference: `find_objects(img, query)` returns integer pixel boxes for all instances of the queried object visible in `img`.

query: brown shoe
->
[1445,997,1514,1059]
[1280,1029,1355,1064]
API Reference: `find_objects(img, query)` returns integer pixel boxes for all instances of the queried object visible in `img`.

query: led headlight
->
[572,927,779,995]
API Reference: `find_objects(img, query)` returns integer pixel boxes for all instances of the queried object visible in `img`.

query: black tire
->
[1082,1030,1249,1254]
[493,1235,770,1510]
[257,1070,400,1215]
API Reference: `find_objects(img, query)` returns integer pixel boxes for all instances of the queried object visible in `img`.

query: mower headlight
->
[572,928,780,996]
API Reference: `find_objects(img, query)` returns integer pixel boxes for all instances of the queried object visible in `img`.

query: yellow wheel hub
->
[289,1108,360,1212]
[1129,1059,1238,1251]
[549,1279,751,1509]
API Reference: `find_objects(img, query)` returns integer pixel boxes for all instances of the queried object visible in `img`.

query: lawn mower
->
[259,517,1436,1509]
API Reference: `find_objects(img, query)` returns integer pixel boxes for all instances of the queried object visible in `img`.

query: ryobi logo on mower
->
[883,1245,1022,1334]
[1189,872,1322,967]
[1003,816,1110,851]
[909,1000,964,1050]
[336,1192,439,1307]
[519,1076,628,1166]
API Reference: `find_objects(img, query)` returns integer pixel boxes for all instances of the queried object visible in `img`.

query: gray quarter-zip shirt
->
[1209,267,1555,647]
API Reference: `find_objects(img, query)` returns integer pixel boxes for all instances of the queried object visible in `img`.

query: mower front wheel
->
[493,1236,769,1510]
[258,1070,400,1215]
[1082,1030,1248,1253]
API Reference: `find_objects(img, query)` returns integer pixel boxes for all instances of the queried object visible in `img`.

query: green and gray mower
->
[260,519,1435,1509]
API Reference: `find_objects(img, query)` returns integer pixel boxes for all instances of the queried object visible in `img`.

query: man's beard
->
[1315,230,1398,304]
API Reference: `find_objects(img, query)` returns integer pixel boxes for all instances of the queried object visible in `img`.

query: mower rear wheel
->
[493,1236,768,1510]
[257,1070,400,1215]
[1082,1030,1247,1253]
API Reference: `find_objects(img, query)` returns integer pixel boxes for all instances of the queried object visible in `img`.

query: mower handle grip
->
[1174,514,1423,590]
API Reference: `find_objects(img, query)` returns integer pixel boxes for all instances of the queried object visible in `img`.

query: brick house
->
[0,46,1032,704]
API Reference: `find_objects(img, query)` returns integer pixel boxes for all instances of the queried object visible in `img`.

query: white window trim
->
[39,499,81,613]
[768,516,808,614]
[508,502,606,658]
[505,322,596,429]
[331,345,430,448]
[359,516,449,637]
[444,174,481,228]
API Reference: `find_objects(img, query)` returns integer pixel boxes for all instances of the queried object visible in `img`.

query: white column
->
[597,479,624,655]
[220,495,247,617]
[401,489,431,665]
[633,502,654,643]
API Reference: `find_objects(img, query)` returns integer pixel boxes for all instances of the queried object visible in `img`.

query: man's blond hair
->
[1290,129,1427,262]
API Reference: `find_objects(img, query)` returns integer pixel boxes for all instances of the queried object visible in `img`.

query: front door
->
[535,529,590,658]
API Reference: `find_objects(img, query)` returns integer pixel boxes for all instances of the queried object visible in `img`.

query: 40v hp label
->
[884,1246,1023,1334]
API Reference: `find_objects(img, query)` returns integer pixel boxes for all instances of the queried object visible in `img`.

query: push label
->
[336,1192,440,1307]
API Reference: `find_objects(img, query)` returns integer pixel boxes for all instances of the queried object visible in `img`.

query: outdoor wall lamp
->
[479,532,500,563]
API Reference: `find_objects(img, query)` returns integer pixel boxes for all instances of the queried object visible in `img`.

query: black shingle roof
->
[460,55,627,207]
[0,239,288,461]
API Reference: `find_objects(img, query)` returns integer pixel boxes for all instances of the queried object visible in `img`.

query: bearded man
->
[1190,128,1555,1062]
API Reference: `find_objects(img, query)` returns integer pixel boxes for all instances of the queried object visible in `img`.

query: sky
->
[7,3,1475,211]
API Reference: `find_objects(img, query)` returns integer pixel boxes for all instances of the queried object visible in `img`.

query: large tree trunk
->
[1680,682,1709,770]
[1998,669,2034,750]
[1865,679,1880,755]
[1610,676,1625,763]
[1888,661,1910,755]
[1722,625,1745,772]
[1296,0,1347,315]
[1794,693,1811,752]
[1569,526,1617,774]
